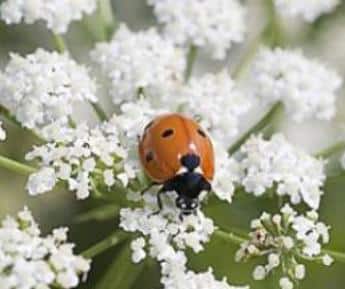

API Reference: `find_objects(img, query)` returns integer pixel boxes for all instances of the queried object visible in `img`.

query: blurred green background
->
[0,0,345,288]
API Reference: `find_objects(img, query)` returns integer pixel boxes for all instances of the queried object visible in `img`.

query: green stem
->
[0,155,36,175]
[228,101,283,155]
[184,45,198,81]
[232,28,266,79]
[213,229,247,246]
[52,34,66,53]
[265,0,284,47]
[81,231,128,258]
[315,141,345,159]
[323,248,345,263]
[90,102,108,122]
[98,0,117,41]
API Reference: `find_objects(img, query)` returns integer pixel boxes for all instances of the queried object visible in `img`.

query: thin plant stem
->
[323,248,345,263]
[315,141,345,159]
[0,155,36,175]
[213,229,247,246]
[228,101,283,155]
[81,231,128,259]
[90,102,108,122]
[98,0,117,41]
[184,45,198,81]
[52,34,66,53]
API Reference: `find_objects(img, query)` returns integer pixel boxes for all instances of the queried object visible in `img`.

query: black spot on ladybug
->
[146,151,154,162]
[197,129,206,138]
[161,129,174,138]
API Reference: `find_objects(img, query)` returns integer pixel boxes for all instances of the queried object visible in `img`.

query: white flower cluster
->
[0,49,97,133]
[274,0,340,22]
[91,24,186,105]
[120,191,246,289]
[181,71,251,145]
[26,117,135,199]
[0,207,90,289]
[236,204,332,289]
[0,0,97,34]
[239,134,325,209]
[147,0,246,59]
[249,47,342,122]
[0,121,6,141]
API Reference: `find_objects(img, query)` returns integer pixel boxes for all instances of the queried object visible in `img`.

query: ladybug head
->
[180,153,200,172]
[175,196,199,215]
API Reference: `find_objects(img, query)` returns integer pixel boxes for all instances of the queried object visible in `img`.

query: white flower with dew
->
[91,24,186,106]
[0,0,97,34]
[147,0,246,59]
[274,0,340,22]
[249,47,342,122]
[239,133,326,209]
[0,207,90,289]
[0,49,97,134]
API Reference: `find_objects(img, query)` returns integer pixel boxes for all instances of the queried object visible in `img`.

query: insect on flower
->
[138,113,215,216]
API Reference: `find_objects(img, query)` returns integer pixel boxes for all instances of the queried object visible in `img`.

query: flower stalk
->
[228,101,283,155]
[81,231,129,259]
[91,102,108,121]
[315,141,345,159]
[52,34,66,53]
[184,45,198,81]
[98,0,117,41]
[0,155,36,175]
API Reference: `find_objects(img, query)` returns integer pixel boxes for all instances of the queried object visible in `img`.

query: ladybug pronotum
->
[138,113,215,216]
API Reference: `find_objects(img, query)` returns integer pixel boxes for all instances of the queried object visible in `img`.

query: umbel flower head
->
[249,47,342,122]
[0,49,97,134]
[0,0,97,34]
[147,0,246,59]
[274,0,340,22]
[236,204,332,289]
[120,188,247,289]
[91,24,186,106]
[239,134,326,209]
[26,116,135,199]
[0,207,90,289]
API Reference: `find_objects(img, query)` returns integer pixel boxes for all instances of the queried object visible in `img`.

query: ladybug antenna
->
[180,154,200,171]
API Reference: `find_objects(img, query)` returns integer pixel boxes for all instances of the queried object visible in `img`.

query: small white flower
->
[131,238,146,263]
[0,121,6,141]
[103,169,115,187]
[239,134,326,209]
[0,49,97,133]
[0,0,97,34]
[27,167,57,196]
[253,265,266,280]
[148,0,246,59]
[0,208,90,289]
[249,47,342,122]
[91,24,185,106]
[279,277,294,289]
[322,254,334,266]
[294,264,306,280]
[274,0,340,22]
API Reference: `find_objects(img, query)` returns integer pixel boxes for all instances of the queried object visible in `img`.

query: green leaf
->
[96,241,146,289]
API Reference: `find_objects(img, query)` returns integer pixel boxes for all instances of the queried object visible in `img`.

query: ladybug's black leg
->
[140,182,158,195]
[153,181,175,215]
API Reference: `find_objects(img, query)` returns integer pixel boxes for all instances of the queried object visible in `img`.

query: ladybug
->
[138,113,215,216]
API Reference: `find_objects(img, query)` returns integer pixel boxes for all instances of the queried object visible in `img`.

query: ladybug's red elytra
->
[138,113,215,216]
